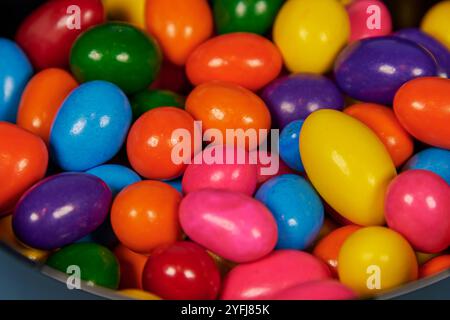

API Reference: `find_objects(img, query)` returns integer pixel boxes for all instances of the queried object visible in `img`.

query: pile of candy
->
[0,0,449,300]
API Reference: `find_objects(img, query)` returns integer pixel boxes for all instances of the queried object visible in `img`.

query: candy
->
[142,241,221,300]
[273,0,350,74]
[86,164,141,197]
[15,0,105,70]
[300,110,396,226]
[46,242,120,289]
[279,121,304,172]
[403,148,450,184]
[0,122,48,215]
[70,22,162,94]
[114,244,148,290]
[335,36,437,105]
[13,173,111,250]
[130,89,184,120]
[421,1,450,50]
[419,255,450,278]
[0,38,33,122]
[17,68,78,143]
[385,170,450,253]
[271,280,357,300]
[253,151,293,187]
[102,0,146,28]
[255,174,324,250]
[394,77,450,149]
[110,180,182,254]
[50,81,132,171]
[179,189,278,263]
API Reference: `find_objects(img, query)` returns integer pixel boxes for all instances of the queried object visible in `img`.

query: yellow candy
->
[273,0,350,74]
[338,227,418,297]
[300,110,396,226]
[102,0,146,29]
[118,289,162,300]
[421,1,450,50]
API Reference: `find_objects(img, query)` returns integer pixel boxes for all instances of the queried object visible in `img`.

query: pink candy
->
[271,280,357,300]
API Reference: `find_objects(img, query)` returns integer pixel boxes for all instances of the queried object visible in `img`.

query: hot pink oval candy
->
[386,170,450,253]
[271,280,357,300]
[179,189,277,263]
[220,250,331,300]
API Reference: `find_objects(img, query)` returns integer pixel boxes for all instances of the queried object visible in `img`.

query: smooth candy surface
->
[130,89,184,119]
[271,280,357,300]
[279,120,304,172]
[86,164,141,197]
[420,255,450,278]
[403,148,450,185]
[114,244,148,290]
[102,0,146,28]
[421,1,450,50]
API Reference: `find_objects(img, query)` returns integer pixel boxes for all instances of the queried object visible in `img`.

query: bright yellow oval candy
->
[338,227,418,297]
[300,109,396,226]
[102,0,146,29]
[273,0,350,74]
[421,1,450,50]
[119,289,162,300]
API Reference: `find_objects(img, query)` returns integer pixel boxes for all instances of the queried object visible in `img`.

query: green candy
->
[131,89,185,119]
[46,243,120,290]
[213,0,284,35]
[70,22,162,94]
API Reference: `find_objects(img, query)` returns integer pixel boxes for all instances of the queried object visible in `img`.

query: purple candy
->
[334,36,438,105]
[262,74,344,129]
[12,173,112,250]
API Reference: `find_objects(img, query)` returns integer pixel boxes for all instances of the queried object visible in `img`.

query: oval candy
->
[403,148,450,185]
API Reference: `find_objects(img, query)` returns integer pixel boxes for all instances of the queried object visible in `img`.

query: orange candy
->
[145,0,213,66]
[419,255,450,278]
[17,69,78,143]
[0,122,48,215]
[186,33,283,91]
[111,180,182,254]
[127,107,200,180]
[344,103,414,167]
[114,244,148,289]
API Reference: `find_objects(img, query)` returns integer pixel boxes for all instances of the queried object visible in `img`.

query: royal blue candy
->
[255,174,324,250]
[280,120,304,172]
[86,164,141,196]
[166,177,183,193]
[50,80,132,171]
[403,148,450,185]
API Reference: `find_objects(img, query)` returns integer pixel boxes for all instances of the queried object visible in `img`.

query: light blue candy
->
[0,38,33,122]
[403,148,450,185]
[50,81,132,171]
[255,174,324,250]
[86,164,141,196]
[280,120,304,172]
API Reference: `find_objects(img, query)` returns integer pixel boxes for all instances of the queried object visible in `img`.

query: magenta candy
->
[271,280,357,300]
[220,250,331,300]
[179,189,277,263]
[386,170,450,253]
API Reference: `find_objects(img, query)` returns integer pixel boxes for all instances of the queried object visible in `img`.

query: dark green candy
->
[131,89,185,119]
[46,243,120,289]
[70,22,162,94]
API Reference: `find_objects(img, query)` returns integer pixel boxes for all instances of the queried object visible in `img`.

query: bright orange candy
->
[186,33,283,91]
[185,81,271,150]
[17,68,78,143]
[394,77,450,149]
[145,0,213,66]
[127,107,200,180]
[344,103,414,167]
[419,255,450,278]
[313,225,361,277]
[0,122,48,215]
[114,244,148,289]
[111,180,182,254]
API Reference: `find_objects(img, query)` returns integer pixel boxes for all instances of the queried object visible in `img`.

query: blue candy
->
[280,120,304,172]
[86,164,141,196]
[166,177,183,193]
[403,148,450,185]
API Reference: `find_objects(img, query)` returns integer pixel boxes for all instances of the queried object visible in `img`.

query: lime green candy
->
[46,243,120,289]
[131,89,185,119]
[70,22,162,94]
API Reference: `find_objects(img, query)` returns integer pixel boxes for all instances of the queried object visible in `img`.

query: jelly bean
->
[50,81,132,171]
[0,38,33,122]
[313,225,361,277]
[114,244,148,290]
[273,0,350,74]
[271,280,357,300]
[142,241,221,300]
[221,250,331,300]
[385,170,450,253]
[127,107,200,180]
[15,0,105,70]
[111,181,182,254]
[300,110,396,226]
[335,36,437,105]
[263,74,344,130]
[347,0,392,43]
[186,33,282,91]
[70,22,162,94]
[46,242,119,289]
[338,227,418,296]
[130,89,185,120]
[403,148,450,184]
[344,103,414,167]
[166,178,183,193]
[86,164,141,197]
[119,289,161,300]
[12,173,111,250]
[182,145,258,196]
[213,0,284,35]
[0,122,48,215]
[145,0,213,66]
[394,77,450,149]
[395,28,450,78]
[102,0,146,28]
[279,121,304,172]
[256,174,324,250]
[179,189,277,263]
[420,255,450,278]
[185,81,271,150]
[421,1,450,50]
[17,68,78,143]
